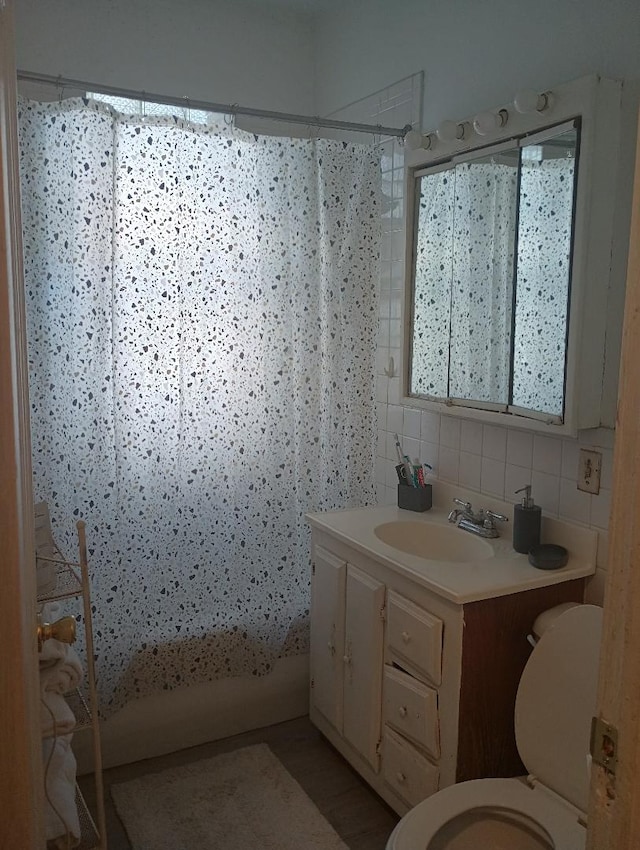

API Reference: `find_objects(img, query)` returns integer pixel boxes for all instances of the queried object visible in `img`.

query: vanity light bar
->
[405,88,553,150]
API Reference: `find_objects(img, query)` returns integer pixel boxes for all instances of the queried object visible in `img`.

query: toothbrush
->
[393,433,405,465]
[394,433,415,485]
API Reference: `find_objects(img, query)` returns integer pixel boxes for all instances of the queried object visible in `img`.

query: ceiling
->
[234,0,347,12]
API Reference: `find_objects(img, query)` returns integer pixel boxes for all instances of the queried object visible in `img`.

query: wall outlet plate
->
[578,448,602,494]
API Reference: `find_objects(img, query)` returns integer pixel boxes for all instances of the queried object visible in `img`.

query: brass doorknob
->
[37,615,76,650]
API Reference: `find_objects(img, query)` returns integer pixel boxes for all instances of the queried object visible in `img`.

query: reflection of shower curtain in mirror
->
[19,98,380,714]
[449,162,518,404]
[411,162,517,403]
[411,170,454,397]
[513,158,575,416]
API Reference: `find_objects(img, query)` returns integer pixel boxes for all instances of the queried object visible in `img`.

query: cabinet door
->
[310,546,346,732]
[343,565,385,771]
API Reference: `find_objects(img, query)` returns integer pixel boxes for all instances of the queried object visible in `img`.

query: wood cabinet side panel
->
[456,578,585,782]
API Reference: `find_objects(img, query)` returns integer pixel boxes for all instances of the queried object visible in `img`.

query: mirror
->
[408,121,579,423]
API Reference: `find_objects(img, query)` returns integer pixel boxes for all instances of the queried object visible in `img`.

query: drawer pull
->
[398,705,408,718]
[396,771,407,784]
[401,630,411,644]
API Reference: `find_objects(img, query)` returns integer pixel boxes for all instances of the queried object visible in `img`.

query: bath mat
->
[111,742,350,850]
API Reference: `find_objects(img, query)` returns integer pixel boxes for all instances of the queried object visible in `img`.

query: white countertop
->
[306,483,597,604]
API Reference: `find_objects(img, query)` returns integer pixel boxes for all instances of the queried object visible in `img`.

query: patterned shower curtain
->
[19,98,380,714]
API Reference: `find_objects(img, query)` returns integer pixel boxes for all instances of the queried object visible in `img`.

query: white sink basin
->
[374,520,494,562]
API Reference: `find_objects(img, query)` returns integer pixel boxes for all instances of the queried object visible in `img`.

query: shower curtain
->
[19,98,380,714]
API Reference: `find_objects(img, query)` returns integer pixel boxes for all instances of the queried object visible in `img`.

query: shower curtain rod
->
[17,70,412,139]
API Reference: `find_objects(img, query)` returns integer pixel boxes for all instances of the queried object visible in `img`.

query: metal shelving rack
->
[37,519,106,850]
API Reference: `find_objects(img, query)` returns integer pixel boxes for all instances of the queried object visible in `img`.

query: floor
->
[79,715,399,850]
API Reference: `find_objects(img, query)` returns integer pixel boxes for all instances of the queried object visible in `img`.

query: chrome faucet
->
[447,498,508,539]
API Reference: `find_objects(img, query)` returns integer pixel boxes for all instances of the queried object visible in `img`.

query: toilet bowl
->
[386,604,602,850]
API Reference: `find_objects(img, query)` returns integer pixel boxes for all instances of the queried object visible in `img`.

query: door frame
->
[586,108,640,847]
[0,1,43,847]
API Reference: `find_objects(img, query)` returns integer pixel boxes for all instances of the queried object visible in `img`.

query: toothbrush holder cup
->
[398,483,432,512]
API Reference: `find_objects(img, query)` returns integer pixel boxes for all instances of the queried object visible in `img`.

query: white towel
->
[40,691,76,737]
[42,734,81,847]
[39,644,82,737]
[40,645,83,694]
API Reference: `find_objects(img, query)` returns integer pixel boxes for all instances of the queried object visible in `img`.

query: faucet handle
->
[483,509,508,524]
[452,498,472,512]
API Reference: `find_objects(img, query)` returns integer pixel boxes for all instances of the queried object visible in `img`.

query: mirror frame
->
[402,75,622,436]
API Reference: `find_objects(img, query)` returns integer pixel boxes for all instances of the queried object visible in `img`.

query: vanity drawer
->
[383,726,439,807]
[384,665,440,758]
[386,591,443,686]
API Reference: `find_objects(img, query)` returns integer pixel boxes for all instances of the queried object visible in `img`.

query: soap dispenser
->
[513,485,541,554]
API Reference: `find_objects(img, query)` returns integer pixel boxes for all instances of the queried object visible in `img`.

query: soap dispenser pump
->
[513,485,542,554]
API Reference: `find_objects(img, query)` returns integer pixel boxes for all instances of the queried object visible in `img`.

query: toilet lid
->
[515,604,602,813]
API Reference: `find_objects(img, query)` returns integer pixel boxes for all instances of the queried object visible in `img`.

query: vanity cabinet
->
[309,522,588,816]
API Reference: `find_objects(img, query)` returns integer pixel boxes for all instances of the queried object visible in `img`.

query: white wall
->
[314,0,640,126]
[14,0,315,113]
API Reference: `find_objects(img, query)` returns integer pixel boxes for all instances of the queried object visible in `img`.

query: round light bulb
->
[473,109,508,136]
[473,110,500,136]
[514,89,548,114]
[403,129,424,150]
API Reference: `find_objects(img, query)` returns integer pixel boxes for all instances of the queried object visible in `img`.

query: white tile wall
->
[506,429,533,468]
[334,72,613,606]
[483,425,508,462]
[532,435,563,475]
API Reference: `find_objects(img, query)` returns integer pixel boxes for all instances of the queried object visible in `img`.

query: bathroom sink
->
[374,520,493,562]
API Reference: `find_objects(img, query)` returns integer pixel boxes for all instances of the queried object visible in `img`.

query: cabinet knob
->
[398,705,408,718]
[396,772,406,784]
[401,630,411,644]
[342,654,351,666]
[327,641,335,656]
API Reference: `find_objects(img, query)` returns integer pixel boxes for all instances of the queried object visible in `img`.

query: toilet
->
[386,604,602,850]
